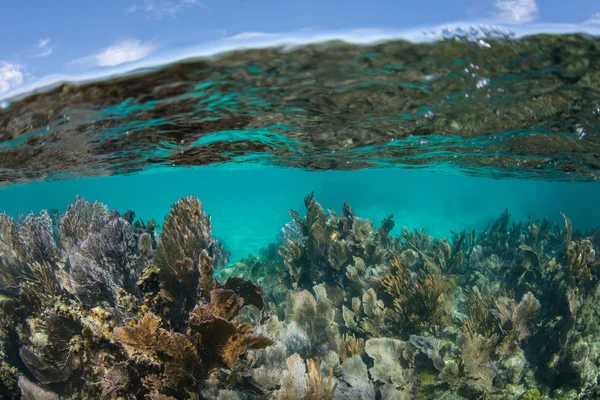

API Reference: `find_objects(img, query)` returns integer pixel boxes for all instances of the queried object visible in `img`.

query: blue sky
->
[1,0,599,99]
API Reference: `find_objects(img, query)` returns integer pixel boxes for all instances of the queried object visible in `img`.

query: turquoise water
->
[1,165,598,262]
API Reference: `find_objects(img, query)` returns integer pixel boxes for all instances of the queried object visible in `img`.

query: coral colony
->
[1,194,600,399]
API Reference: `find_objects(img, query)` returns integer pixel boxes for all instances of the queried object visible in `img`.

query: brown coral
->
[59,196,108,251]
[339,333,365,362]
[460,332,499,389]
[463,287,500,339]
[491,292,541,342]
[113,312,164,354]
[382,254,456,333]
[566,239,596,284]
[120,324,200,391]
[306,358,337,400]
[154,196,217,325]
[191,315,272,369]
[188,290,272,369]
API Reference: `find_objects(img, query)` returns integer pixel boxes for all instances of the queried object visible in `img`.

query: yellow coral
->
[339,333,365,362]
[383,255,456,333]
[306,359,337,400]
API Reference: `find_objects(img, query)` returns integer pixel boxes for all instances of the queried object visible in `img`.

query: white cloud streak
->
[0,62,24,94]
[126,0,204,19]
[33,38,53,57]
[584,13,600,24]
[229,32,280,40]
[74,40,156,67]
[493,0,538,24]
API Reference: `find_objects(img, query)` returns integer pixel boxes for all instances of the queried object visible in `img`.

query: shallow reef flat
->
[1,194,600,399]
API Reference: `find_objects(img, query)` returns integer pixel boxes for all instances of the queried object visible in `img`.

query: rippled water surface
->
[1,34,600,183]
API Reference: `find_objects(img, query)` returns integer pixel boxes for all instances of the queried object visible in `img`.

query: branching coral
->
[382,254,456,334]
[437,230,474,275]
[279,193,396,293]
[338,333,364,362]
[306,358,337,400]
[273,354,337,400]
[113,286,272,397]
[114,311,204,392]
[459,288,541,393]
[565,239,596,285]
[462,286,501,339]
[189,300,272,369]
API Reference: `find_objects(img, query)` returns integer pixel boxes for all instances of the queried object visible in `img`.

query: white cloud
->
[229,32,279,40]
[74,40,156,67]
[38,38,51,48]
[0,62,24,94]
[493,0,538,24]
[584,12,600,24]
[127,0,204,19]
[33,38,53,57]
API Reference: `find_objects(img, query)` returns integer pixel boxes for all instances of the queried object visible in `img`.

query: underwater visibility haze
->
[2,28,600,399]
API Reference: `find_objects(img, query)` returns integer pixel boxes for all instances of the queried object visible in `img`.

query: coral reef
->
[0,196,268,399]
[2,193,600,399]
[218,194,600,399]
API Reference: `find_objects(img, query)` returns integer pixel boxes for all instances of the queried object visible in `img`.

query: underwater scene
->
[1,32,600,400]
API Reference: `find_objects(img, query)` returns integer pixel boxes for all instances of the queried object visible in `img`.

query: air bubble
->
[476,78,490,89]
